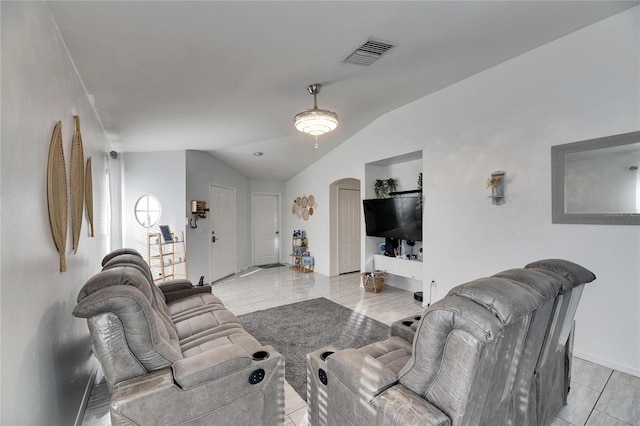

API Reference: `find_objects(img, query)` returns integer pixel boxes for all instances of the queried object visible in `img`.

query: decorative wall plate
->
[309,207,314,216]
[47,121,68,271]
[70,115,85,254]
[301,196,308,208]
[292,203,298,214]
[307,194,315,207]
[295,196,301,206]
[303,208,309,220]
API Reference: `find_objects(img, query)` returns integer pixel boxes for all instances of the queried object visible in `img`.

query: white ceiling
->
[47,1,638,181]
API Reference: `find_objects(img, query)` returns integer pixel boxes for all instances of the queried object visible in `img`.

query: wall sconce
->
[486,171,505,205]
[189,200,209,228]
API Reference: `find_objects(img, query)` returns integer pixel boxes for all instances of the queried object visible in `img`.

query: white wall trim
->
[574,351,640,379]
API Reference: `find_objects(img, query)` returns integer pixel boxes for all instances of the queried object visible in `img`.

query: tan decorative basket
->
[361,272,386,293]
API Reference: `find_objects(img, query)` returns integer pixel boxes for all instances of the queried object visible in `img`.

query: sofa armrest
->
[172,345,251,389]
[157,279,195,292]
[162,286,212,304]
[326,348,397,402]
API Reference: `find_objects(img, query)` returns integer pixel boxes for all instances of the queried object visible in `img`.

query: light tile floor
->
[82,266,640,426]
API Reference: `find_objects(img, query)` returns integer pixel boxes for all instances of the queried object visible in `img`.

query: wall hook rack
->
[189,200,209,228]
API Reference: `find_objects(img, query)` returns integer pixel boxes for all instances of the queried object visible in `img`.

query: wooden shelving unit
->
[290,236,314,273]
[147,231,188,282]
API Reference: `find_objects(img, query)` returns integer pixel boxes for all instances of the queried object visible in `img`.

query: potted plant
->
[374,178,398,199]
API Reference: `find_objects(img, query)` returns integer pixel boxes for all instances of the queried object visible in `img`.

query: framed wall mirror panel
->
[552,131,640,225]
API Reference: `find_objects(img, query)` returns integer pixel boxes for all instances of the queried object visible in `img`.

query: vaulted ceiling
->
[48,1,638,181]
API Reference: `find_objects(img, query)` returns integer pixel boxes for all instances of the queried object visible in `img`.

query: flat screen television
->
[362,196,422,241]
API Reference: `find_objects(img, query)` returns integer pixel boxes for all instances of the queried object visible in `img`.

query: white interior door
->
[338,188,361,274]
[209,185,236,282]
[252,193,280,266]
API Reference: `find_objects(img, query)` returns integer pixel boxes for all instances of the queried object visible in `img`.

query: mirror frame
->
[551,130,640,225]
[134,194,162,228]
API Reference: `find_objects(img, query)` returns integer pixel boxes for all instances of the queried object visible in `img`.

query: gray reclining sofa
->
[73,249,284,425]
[307,259,595,426]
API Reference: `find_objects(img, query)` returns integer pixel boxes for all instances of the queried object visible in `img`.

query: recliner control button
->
[249,369,265,385]
[319,368,328,386]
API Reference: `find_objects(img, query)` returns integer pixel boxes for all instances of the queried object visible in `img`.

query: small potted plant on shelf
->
[374,178,398,199]
[486,171,505,205]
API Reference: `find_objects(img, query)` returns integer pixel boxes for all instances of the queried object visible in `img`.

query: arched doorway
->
[329,178,361,276]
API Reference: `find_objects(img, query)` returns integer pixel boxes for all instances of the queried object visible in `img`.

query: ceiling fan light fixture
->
[294,84,338,136]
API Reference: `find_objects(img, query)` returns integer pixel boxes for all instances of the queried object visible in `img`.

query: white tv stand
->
[373,254,423,281]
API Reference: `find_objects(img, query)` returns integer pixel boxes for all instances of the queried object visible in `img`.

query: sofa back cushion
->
[100,260,180,343]
[525,259,596,289]
[77,266,154,303]
[101,247,144,266]
[103,253,156,286]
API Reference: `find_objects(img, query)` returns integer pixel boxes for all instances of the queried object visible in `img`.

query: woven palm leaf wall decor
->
[47,121,68,271]
[85,156,94,237]
[70,115,85,253]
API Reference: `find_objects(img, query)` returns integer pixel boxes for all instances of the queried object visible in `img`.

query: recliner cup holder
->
[402,321,413,327]
[320,351,334,361]
[252,350,270,361]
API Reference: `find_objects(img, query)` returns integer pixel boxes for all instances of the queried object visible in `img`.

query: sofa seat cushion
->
[168,294,226,319]
[173,306,242,341]
[181,329,263,358]
[357,336,413,375]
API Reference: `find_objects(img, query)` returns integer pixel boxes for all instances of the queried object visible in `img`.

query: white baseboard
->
[573,350,640,378]
[74,357,99,426]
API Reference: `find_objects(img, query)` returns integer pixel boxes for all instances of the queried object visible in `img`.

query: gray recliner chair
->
[306,259,595,426]
[74,251,285,425]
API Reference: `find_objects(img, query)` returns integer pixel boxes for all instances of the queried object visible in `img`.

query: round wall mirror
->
[134,194,161,228]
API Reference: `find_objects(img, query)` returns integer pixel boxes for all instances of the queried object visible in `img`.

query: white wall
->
[185,150,251,280]
[121,151,186,281]
[1,2,111,423]
[286,7,640,375]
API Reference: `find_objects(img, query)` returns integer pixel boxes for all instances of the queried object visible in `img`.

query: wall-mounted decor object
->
[47,121,68,271]
[134,194,161,228]
[70,115,85,253]
[189,200,209,229]
[486,171,505,205]
[85,156,94,237]
[291,194,317,220]
[552,131,639,225]
[159,225,174,243]
[374,178,397,199]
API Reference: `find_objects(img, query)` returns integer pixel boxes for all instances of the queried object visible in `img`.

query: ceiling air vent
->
[344,39,395,66]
